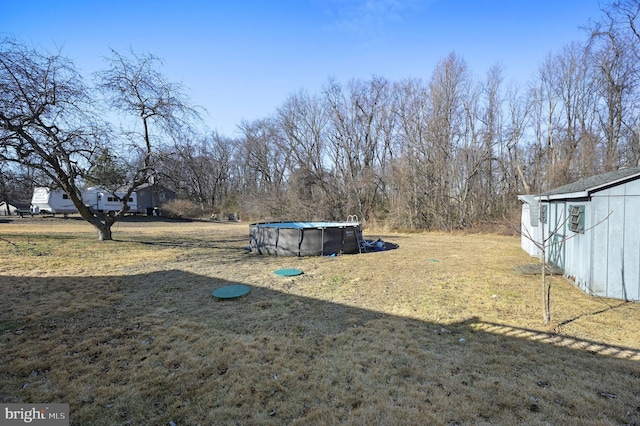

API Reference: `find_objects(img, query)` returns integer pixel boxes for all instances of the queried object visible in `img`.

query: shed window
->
[540,205,547,224]
[569,205,585,233]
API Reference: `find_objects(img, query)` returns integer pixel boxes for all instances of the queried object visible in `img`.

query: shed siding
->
[546,186,640,300]
[563,201,589,292]
[607,193,625,299]
[623,193,640,301]
[590,193,611,296]
[587,180,640,300]
[622,180,640,300]
[520,204,542,257]
[520,170,640,301]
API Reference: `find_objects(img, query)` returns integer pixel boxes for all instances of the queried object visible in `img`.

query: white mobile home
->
[31,187,78,214]
[519,166,640,301]
[31,187,139,215]
[82,187,138,214]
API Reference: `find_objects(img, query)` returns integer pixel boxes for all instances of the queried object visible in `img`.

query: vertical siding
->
[622,180,640,300]
[607,185,626,299]
[137,188,152,211]
[591,191,611,297]
[563,202,589,292]
[520,204,542,257]
[589,179,640,301]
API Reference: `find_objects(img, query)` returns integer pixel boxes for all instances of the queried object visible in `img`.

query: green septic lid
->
[274,268,303,277]
[212,284,251,299]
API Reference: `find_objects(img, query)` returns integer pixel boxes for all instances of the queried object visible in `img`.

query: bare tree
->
[0,38,125,239]
[323,76,393,222]
[391,78,432,229]
[237,118,291,218]
[426,52,471,228]
[277,90,334,218]
[0,161,37,213]
[163,132,234,210]
[589,5,639,170]
[478,64,504,216]
[598,0,640,166]
[96,48,200,223]
[500,82,532,204]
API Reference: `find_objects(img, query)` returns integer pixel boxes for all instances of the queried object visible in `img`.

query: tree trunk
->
[94,222,113,241]
[540,206,551,324]
[542,272,551,324]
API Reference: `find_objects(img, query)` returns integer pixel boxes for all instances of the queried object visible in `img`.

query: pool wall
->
[249,221,361,256]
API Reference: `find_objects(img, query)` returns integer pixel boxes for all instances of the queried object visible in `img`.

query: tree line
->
[154,1,640,229]
[1,1,639,239]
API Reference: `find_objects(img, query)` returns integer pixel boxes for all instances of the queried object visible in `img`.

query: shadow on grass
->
[468,319,640,360]
[555,301,632,331]
[123,238,249,250]
[1,271,639,425]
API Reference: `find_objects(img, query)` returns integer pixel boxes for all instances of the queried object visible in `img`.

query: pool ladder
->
[347,215,367,253]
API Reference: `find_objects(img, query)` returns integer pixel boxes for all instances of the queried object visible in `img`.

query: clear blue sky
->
[2,0,604,137]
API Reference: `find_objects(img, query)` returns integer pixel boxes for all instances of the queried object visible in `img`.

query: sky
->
[2,0,605,137]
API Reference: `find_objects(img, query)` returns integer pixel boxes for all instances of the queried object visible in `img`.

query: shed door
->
[549,232,565,270]
[547,202,566,271]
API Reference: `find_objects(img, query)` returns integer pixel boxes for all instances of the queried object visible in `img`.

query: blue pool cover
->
[254,221,355,229]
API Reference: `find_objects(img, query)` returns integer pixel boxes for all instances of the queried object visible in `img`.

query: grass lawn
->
[1,216,639,425]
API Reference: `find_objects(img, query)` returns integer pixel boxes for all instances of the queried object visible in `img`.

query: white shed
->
[517,195,543,258]
[519,166,640,301]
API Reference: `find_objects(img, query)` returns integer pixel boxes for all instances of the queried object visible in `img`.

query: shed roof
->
[539,166,640,199]
[0,201,31,209]
[134,183,176,193]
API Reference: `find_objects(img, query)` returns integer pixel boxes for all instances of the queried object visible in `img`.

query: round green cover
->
[212,284,251,299]
[274,268,303,277]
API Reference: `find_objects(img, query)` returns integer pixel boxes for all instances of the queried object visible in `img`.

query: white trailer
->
[30,187,78,214]
[82,187,138,214]
[31,187,138,215]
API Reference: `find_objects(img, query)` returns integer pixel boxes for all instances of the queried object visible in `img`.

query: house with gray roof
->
[0,200,31,216]
[518,166,640,301]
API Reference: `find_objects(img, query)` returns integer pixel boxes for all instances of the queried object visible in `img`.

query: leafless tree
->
[391,78,432,228]
[426,52,471,228]
[0,38,123,238]
[161,132,234,210]
[323,77,394,221]
[95,49,200,226]
[588,5,639,170]
[500,82,532,204]
[237,118,291,218]
[277,90,334,218]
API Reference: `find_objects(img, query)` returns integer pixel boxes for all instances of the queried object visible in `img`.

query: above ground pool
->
[249,221,363,256]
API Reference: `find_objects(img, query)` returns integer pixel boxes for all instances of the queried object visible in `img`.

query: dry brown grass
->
[1,216,639,425]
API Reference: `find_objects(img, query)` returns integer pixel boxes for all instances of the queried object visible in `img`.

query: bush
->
[161,199,207,219]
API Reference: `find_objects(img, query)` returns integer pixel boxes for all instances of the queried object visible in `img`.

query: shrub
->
[161,199,207,219]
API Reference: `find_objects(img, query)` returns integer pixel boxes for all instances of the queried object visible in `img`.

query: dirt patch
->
[514,263,564,275]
